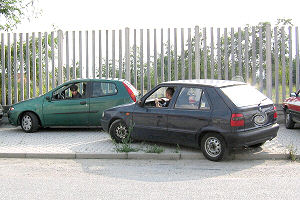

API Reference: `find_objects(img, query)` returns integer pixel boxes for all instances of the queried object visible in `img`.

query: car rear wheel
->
[21,112,39,133]
[201,133,226,161]
[285,112,295,129]
[109,119,129,143]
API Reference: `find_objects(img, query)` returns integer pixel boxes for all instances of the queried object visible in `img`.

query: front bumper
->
[7,111,19,126]
[226,123,279,148]
[101,118,110,133]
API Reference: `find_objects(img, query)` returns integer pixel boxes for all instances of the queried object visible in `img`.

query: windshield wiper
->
[258,97,268,107]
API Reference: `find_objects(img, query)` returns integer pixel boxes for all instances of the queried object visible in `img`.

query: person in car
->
[70,84,82,99]
[155,87,174,107]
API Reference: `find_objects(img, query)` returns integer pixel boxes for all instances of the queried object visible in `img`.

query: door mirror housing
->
[45,96,51,101]
[290,92,297,97]
[137,100,143,107]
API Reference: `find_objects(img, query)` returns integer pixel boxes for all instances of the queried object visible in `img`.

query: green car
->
[8,79,138,133]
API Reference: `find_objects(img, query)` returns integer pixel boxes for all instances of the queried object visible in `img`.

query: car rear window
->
[220,85,273,107]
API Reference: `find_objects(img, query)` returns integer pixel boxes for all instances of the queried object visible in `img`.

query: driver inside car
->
[70,84,82,99]
[155,87,174,107]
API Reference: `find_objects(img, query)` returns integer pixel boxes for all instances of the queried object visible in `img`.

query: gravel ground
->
[0,117,299,155]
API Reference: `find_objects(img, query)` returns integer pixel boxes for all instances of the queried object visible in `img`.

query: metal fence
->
[0,25,299,106]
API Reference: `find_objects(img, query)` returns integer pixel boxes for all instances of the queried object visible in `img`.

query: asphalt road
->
[0,159,299,200]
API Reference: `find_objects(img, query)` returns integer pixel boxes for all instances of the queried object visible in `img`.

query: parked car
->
[101,79,279,161]
[8,79,138,133]
[0,104,3,124]
[283,90,300,129]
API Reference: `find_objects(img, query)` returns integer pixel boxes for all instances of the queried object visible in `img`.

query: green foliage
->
[144,144,164,154]
[0,0,40,31]
[287,144,298,162]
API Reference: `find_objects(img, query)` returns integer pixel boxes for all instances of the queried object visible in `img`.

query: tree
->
[0,0,39,31]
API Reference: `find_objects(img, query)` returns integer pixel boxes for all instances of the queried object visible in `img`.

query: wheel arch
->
[18,111,42,127]
[197,128,228,148]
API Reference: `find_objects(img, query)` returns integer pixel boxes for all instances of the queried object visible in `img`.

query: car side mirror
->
[137,100,143,107]
[290,92,297,97]
[45,96,51,101]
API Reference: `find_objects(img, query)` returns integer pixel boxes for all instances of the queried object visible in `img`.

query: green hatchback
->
[8,79,138,132]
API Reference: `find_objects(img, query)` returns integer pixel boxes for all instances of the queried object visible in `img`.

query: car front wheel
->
[109,119,129,143]
[201,133,226,161]
[21,112,39,133]
[285,112,295,129]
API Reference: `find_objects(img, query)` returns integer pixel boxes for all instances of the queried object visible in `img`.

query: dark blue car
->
[101,79,279,161]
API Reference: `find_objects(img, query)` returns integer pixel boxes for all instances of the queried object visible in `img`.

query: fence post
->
[274,27,279,104]
[296,27,299,90]
[57,30,63,85]
[112,30,115,78]
[38,32,42,96]
[147,29,151,90]
[8,33,12,105]
[266,24,272,99]
[125,27,130,82]
[20,33,24,101]
[66,31,70,81]
[195,26,200,79]
[13,33,18,103]
[1,33,6,105]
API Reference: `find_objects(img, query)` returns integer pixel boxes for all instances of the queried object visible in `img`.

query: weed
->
[144,144,164,154]
[286,144,298,161]
[113,120,139,153]
[174,144,181,153]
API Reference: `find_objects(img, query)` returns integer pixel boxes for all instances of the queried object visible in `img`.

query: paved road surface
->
[0,159,299,200]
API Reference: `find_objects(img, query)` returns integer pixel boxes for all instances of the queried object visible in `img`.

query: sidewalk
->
[0,117,299,160]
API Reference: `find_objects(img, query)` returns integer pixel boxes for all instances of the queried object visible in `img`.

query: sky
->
[15,0,300,33]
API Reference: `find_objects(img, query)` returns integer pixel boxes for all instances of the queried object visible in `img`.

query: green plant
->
[144,144,164,154]
[113,120,139,153]
[287,144,298,161]
[174,144,181,153]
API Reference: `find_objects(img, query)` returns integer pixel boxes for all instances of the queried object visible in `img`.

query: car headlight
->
[102,112,105,118]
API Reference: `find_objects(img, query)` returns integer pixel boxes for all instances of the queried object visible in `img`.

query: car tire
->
[285,111,295,129]
[20,112,39,133]
[249,142,265,148]
[109,119,129,143]
[201,133,226,162]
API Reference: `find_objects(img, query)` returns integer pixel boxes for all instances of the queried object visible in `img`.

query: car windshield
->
[220,85,273,107]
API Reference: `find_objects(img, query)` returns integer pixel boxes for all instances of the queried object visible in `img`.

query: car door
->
[132,86,175,143]
[167,87,212,147]
[89,81,125,126]
[42,81,90,126]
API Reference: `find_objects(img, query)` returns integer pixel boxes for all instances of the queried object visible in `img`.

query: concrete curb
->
[0,152,298,161]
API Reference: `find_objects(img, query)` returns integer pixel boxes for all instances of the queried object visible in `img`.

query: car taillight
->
[123,82,136,102]
[273,106,278,119]
[231,113,244,127]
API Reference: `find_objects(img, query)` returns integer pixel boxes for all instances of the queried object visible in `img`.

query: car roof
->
[161,79,246,88]
[65,78,125,83]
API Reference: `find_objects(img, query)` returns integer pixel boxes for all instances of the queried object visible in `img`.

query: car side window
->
[144,86,176,108]
[175,87,202,109]
[52,82,87,100]
[92,82,117,97]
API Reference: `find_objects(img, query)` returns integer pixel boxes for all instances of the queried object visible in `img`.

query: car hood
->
[12,96,43,108]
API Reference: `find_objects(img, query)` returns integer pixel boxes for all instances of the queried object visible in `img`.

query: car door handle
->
[157,115,163,118]
[80,101,87,105]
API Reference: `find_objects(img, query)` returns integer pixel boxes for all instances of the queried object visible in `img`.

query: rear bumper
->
[226,123,279,148]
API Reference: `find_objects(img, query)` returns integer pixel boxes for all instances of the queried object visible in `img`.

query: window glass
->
[220,85,273,107]
[52,82,87,100]
[200,91,210,110]
[92,82,117,97]
[145,86,175,108]
[175,87,202,109]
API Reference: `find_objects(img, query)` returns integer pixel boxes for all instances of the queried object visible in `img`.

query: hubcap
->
[205,137,222,157]
[22,115,32,131]
[115,124,128,139]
